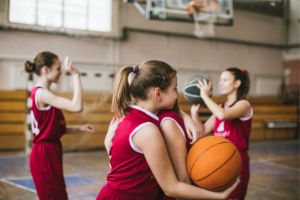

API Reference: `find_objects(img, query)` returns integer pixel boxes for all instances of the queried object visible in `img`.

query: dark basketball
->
[182,75,212,105]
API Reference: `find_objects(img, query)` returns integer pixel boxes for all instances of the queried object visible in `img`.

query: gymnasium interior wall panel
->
[288,0,299,45]
[122,4,284,45]
[119,31,283,96]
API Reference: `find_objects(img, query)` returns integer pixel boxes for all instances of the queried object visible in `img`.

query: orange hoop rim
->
[188,0,219,15]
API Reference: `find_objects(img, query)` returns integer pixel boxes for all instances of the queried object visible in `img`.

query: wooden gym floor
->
[0,139,299,200]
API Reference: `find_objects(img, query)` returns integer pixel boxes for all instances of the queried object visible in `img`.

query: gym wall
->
[0,0,298,97]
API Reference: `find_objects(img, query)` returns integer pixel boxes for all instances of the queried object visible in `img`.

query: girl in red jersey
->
[191,68,252,200]
[157,105,192,200]
[24,51,95,200]
[105,103,193,200]
[97,61,240,200]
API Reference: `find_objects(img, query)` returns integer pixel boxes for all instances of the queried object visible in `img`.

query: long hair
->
[226,67,250,107]
[112,60,177,119]
[24,51,58,75]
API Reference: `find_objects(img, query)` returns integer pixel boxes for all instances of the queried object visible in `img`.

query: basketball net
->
[192,7,216,38]
[189,0,219,38]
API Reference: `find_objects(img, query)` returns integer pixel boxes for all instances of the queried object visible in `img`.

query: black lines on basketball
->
[209,162,241,191]
[189,142,231,176]
[193,149,238,181]
[186,136,242,191]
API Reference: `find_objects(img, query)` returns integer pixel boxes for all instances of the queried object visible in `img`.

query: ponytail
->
[24,61,36,74]
[226,67,250,107]
[112,60,177,119]
[112,66,134,119]
[23,51,58,75]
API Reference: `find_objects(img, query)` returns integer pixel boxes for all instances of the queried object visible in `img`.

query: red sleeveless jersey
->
[157,110,191,200]
[30,85,66,143]
[158,110,191,151]
[213,100,253,151]
[106,105,161,200]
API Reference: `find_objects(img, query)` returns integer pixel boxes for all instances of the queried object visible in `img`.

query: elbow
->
[162,186,177,198]
[217,112,226,121]
[73,106,83,113]
[163,189,174,198]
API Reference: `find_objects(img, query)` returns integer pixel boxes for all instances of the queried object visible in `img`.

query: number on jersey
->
[31,111,40,135]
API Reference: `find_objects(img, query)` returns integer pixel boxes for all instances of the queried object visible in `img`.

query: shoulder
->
[133,123,161,141]
[36,89,58,101]
[235,99,251,109]
[159,110,180,121]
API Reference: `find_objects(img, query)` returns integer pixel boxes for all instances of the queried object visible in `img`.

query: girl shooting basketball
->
[97,61,240,200]
[191,67,252,200]
[24,51,95,200]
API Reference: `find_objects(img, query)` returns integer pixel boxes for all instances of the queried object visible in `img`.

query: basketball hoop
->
[188,0,219,38]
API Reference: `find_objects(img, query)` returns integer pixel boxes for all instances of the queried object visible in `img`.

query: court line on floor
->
[251,159,300,172]
[0,156,27,160]
[0,178,36,193]
[263,156,299,161]
[0,173,84,194]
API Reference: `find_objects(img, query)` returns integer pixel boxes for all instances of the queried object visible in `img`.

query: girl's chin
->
[221,91,228,96]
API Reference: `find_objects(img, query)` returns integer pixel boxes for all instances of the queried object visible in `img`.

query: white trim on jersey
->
[128,104,159,121]
[224,100,253,121]
[36,84,49,90]
[160,117,187,142]
[238,100,253,121]
[129,122,156,154]
[35,88,51,111]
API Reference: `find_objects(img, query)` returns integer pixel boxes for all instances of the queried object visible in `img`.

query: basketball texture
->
[182,75,212,105]
[186,136,241,191]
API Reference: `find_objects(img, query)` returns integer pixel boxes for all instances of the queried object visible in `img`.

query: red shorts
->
[29,140,68,200]
[96,184,135,200]
[227,151,250,200]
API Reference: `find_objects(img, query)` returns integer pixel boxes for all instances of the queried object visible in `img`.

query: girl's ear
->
[234,79,241,88]
[41,66,48,75]
[154,87,162,101]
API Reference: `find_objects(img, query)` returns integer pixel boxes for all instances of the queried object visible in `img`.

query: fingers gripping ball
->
[186,136,242,191]
[183,75,212,105]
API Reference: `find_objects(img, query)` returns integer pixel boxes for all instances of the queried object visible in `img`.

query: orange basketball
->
[186,136,241,191]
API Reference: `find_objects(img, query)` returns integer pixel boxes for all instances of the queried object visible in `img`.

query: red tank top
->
[30,85,66,143]
[157,110,191,200]
[158,110,191,151]
[107,105,161,200]
[213,100,253,151]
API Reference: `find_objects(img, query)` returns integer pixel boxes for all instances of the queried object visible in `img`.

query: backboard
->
[124,0,233,26]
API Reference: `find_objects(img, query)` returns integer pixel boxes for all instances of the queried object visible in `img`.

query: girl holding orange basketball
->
[191,68,252,200]
[97,61,240,200]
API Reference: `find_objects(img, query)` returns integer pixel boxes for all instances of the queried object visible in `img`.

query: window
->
[9,0,112,32]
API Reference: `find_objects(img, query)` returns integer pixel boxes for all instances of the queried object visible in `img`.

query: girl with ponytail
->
[191,67,252,200]
[97,61,240,200]
[24,51,95,200]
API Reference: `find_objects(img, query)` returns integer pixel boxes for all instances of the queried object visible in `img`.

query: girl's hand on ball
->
[80,124,95,134]
[221,176,241,199]
[196,79,212,98]
[64,56,79,75]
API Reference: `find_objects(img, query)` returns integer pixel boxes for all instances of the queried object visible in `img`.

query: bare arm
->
[197,80,250,120]
[161,119,191,184]
[133,124,240,199]
[180,110,200,144]
[191,105,215,138]
[104,117,121,154]
[38,57,83,112]
[65,124,95,134]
